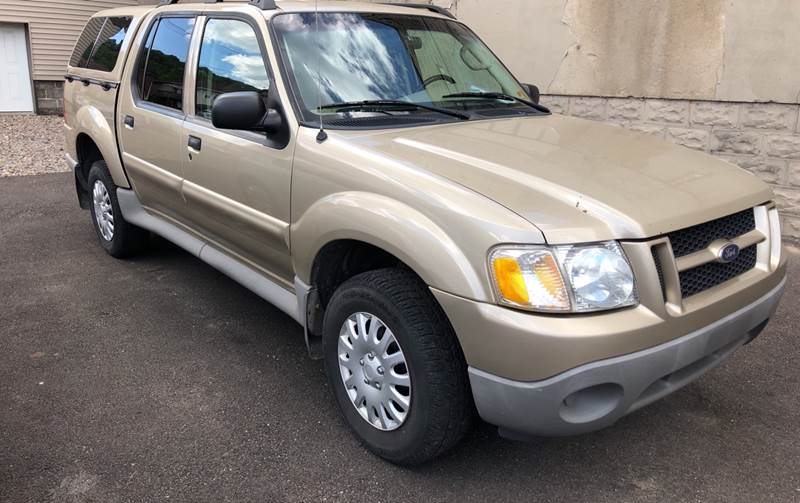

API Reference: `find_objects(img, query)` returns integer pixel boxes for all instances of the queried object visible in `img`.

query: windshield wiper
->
[318,100,470,120]
[443,92,551,114]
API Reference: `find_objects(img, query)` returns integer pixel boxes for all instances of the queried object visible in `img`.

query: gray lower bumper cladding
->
[469,278,786,439]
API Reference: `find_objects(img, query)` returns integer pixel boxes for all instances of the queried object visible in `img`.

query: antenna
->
[315,0,328,143]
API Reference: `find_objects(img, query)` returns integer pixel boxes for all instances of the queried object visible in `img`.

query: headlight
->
[490,242,638,313]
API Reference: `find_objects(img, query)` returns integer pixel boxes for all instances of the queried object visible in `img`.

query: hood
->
[339,114,773,244]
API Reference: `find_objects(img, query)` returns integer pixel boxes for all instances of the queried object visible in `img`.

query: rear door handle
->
[124,115,134,128]
[188,135,202,151]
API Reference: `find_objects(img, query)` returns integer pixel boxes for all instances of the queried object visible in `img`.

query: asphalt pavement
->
[1,173,799,502]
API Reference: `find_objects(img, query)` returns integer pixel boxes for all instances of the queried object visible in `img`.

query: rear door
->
[179,14,294,284]
[117,14,198,221]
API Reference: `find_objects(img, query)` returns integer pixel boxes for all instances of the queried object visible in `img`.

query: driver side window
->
[195,18,270,120]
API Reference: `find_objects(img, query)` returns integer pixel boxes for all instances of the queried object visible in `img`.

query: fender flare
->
[292,192,489,301]
[73,105,129,188]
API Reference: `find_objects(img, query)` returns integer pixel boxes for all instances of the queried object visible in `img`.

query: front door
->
[0,24,34,112]
[180,16,294,285]
[117,15,197,221]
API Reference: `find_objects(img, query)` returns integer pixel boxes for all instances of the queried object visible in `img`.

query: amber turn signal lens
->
[492,257,529,305]
[490,247,572,311]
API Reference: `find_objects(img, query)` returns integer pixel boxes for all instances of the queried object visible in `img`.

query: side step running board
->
[116,188,305,326]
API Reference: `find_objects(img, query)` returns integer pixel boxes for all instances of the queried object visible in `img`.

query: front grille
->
[667,209,756,258]
[678,245,758,298]
[652,208,761,300]
[652,247,666,300]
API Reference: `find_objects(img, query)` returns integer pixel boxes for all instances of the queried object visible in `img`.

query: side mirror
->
[520,83,540,104]
[211,91,282,134]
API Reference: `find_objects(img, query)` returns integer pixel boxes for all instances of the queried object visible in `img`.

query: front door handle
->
[188,135,202,151]
[124,115,134,128]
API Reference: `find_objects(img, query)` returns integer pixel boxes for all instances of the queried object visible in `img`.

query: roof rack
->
[248,0,277,9]
[158,0,221,5]
[157,0,278,9]
[384,3,456,19]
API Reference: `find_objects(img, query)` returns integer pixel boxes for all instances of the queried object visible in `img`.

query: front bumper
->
[465,277,785,438]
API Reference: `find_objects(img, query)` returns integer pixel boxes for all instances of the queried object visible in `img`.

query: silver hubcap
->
[338,312,411,431]
[92,180,114,241]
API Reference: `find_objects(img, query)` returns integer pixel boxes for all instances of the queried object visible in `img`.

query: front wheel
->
[87,161,148,258]
[322,268,472,465]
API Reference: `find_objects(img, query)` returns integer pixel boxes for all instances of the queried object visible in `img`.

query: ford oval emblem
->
[718,243,741,263]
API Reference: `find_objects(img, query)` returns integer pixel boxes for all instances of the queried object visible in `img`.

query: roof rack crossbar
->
[158,0,253,7]
[383,3,456,19]
[158,0,218,6]
[248,0,278,9]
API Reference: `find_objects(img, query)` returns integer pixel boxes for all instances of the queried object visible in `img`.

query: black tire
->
[87,161,148,258]
[322,268,472,465]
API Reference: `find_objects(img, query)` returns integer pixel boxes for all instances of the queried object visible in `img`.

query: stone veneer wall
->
[543,95,800,242]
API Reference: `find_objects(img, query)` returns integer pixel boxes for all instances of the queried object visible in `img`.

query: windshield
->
[271,12,535,127]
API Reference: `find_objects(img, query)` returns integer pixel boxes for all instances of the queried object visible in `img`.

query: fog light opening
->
[559,383,624,424]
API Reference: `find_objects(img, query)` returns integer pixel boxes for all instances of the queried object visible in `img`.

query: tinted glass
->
[70,17,104,68]
[87,17,133,72]
[137,17,196,110]
[195,19,269,119]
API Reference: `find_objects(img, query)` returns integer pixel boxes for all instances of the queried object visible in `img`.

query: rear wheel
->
[322,268,472,465]
[87,161,148,258]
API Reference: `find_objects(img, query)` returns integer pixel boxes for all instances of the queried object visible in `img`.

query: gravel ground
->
[0,114,66,177]
[1,172,799,503]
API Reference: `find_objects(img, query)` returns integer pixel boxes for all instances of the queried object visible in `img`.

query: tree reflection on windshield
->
[272,12,530,125]
[278,13,422,106]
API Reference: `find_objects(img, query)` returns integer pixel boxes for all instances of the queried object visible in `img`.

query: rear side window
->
[195,19,269,119]
[87,17,133,71]
[136,17,196,111]
[70,18,105,68]
[69,16,132,71]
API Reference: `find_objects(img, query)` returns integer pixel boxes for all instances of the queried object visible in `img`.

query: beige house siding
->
[0,0,150,81]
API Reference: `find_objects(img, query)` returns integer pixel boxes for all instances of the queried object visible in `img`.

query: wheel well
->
[303,240,417,358]
[311,240,405,309]
[76,133,104,174]
[74,134,104,209]
[305,240,467,378]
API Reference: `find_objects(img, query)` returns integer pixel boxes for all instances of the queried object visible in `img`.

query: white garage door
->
[0,23,34,112]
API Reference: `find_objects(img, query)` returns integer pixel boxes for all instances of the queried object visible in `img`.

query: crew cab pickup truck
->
[64,0,786,465]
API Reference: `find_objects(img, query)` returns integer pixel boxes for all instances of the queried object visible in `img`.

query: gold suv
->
[63,0,787,464]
